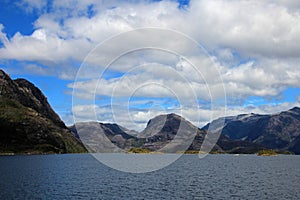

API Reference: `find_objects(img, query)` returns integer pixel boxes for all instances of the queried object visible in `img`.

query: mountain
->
[70,113,263,154]
[69,122,139,152]
[140,113,209,152]
[203,107,300,154]
[0,69,87,154]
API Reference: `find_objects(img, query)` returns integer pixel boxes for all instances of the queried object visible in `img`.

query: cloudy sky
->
[0,0,299,131]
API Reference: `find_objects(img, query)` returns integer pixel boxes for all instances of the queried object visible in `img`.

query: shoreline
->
[0,151,296,156]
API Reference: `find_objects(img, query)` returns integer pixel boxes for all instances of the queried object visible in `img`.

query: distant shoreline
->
[0,150,295,156]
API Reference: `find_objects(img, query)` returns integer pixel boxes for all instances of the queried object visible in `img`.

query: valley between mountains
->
[1,69,299,155]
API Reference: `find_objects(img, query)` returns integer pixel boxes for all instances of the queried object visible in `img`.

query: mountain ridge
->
[70,107,300,154]
[203,107,300,154]
[70,113,264,154]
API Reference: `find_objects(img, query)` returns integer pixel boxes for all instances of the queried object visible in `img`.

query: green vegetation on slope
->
[257,149,277,156]
[127,148,152,153]
[0,97,86,154]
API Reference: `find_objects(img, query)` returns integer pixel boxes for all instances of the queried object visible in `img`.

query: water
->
[0,154,299,199]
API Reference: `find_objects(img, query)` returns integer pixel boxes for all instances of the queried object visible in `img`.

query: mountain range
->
[203,107,300,154]
[70,112,267,154]
[0,69,299,154]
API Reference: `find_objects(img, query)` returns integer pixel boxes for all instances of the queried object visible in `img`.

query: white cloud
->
[1,0,300,127]
[23,63,49,76]
[187,0,300,58]
[1,0,300,64]
[1,1,296,57]
[16,0,47,13]
[70,61,216,103]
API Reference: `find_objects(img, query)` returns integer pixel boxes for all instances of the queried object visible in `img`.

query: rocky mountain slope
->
[69,122,138,152]
[71,113,263,154]
[203,107,300,154]
[0,69,86,154]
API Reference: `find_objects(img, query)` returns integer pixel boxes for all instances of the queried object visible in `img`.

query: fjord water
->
[1,154,299,199]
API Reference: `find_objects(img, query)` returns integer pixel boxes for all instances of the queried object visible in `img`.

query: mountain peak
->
[0,69,8,78]
[0,69,14,86]
[146,113,185,128]
[167,113,181,117]
[289,107,300,113]
[0,71,65,128]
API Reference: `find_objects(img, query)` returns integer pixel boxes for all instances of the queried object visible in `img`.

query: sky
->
[0,0,300,131]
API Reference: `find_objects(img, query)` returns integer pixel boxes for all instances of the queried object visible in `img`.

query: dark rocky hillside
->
[140,113,203,152]
[0,69,86,154]
[203,107,300,154]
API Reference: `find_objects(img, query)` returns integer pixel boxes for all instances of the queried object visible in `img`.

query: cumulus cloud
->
[16,0,47,13]
[1,1,298,76]
[1,0,300,128]
[187,0,300,58]
[2,0,299,61]
[71,62,212,99]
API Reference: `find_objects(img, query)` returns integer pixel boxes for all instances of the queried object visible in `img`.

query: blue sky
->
[0,0,299,130]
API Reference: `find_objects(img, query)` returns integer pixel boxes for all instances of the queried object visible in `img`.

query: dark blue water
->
[0,154,299,199]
